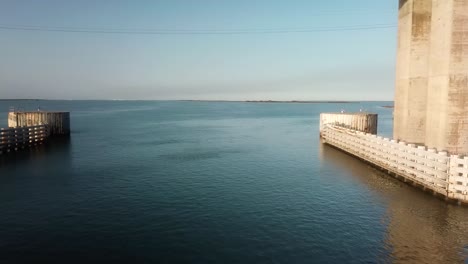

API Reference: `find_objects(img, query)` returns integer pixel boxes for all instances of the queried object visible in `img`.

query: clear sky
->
[0,0,397,101]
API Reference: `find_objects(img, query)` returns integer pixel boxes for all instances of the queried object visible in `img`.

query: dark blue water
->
[0,100,467,263]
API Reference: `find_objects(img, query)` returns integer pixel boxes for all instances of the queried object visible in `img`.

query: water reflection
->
[0,137,71,168]
[319,142,468,263]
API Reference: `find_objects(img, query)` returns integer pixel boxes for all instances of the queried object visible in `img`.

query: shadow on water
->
[319,142,468,263]
[0,136,72,167]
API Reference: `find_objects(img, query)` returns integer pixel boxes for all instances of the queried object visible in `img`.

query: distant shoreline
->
[0,99,393,104]
[180,100,360,104]
[245,100,355,104]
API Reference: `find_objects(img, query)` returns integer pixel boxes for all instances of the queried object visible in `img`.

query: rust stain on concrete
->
[412,12,432,39]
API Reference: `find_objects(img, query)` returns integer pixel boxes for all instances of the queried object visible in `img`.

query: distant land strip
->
[245,100,356,103]
[178,100,359,103]
[0,99,393,104]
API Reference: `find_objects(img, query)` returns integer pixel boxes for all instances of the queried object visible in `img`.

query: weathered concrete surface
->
[394,0,432,144]
[395,0,468,154]
[8,111,70,136]
[426,0,468,154]
[425,0,453,151]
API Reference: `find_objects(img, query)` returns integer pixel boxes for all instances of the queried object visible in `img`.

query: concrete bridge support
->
[394,0,432,145]
[426,0,468,154]
[394,0,468,155]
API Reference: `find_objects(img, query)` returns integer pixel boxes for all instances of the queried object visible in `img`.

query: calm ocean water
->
[0,100,467,263]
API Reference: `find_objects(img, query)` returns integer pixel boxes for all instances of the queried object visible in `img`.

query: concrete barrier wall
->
[322,125,468,203]
[0,125,49,155]
[319,113,378,135]
[448,156,468,201]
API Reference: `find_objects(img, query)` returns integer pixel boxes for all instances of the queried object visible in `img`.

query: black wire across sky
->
[0,23,396,35]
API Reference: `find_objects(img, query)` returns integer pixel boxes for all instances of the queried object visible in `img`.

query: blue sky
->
[0,0,397,100]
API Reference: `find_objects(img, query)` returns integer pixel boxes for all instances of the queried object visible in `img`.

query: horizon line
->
[0,98,395,102]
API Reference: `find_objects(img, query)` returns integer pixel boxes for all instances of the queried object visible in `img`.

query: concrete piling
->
[8,111,70,136]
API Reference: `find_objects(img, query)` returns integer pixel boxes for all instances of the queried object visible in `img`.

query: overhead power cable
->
[0,24,396,35]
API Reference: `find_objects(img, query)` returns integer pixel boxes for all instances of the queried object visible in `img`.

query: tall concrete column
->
[426,0,468,154]
[394,0,432,144]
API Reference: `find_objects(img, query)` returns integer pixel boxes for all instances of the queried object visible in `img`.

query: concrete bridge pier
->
[394,0,468,155]
[394,0,432,145]
[425,0,468,154]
